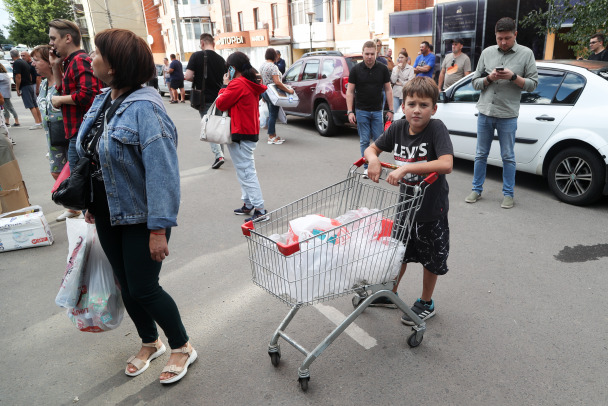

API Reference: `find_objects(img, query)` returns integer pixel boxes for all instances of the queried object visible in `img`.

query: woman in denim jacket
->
[79,29,196,385]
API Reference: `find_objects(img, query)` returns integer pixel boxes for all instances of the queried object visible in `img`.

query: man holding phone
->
[48,19,102,179]
[465,17,538,209]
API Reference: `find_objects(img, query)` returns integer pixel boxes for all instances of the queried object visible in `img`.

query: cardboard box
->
[0,205,54,252]
[266,84,300,108]
[0,160,30,214]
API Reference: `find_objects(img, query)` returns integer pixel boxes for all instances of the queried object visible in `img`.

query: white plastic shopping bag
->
[259,99,269,128]
[278,107,288,124]
[55,218,93,308]
[68,225,124,332]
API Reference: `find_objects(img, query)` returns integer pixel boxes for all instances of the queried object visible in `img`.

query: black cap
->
[452,38,464,45]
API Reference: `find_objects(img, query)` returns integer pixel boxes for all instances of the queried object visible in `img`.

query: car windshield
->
[345,57,363,71]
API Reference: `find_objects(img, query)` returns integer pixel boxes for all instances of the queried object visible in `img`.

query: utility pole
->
[103,0,113,28]
[173,1,184,60]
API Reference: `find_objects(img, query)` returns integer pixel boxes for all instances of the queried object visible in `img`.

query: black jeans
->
[92,181,189,349]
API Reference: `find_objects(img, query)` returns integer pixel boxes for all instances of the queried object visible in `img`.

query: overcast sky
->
[0,1,11,35]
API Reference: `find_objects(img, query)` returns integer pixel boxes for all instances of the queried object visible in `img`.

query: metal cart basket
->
[241,158,438,391]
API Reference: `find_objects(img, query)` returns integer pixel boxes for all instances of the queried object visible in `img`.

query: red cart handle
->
[353,158,438,185]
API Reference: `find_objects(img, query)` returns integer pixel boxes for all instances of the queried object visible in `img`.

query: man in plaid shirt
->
[48,19,101,175]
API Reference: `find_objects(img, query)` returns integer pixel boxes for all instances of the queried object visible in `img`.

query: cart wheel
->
[407,331,423,348]
[299,377,310,392]
[269,352,280,367]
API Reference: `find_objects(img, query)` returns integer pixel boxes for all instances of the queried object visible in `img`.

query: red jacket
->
[216,77,267,142]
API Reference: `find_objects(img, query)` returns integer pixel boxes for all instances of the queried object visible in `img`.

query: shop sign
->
[218,36,245,46]
[442,0,477,33]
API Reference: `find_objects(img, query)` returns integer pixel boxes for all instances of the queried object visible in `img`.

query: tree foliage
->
[521,0,608,57]
[4,0,74,47]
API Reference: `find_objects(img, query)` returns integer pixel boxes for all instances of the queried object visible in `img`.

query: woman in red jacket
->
[216,52,269,222]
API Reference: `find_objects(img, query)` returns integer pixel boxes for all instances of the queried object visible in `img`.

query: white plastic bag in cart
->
[68,225,124,332]
[263,208,406,304]
[55,218,93,308]
[288,214,346,244]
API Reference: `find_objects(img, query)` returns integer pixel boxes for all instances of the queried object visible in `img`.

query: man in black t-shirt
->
[20,51,41,95]
[346,40,394,175]
[588,33,608,61]
[186,33,227,169]
[364,77,453,325]
[10,49,43,129]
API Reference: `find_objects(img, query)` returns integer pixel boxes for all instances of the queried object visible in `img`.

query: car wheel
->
[547,147,605,205]
[314,102,336,137]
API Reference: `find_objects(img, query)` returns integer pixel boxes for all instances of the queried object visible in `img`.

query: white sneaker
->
[29,123,43,130]
[363,169,369,179]
[56,210,82,222]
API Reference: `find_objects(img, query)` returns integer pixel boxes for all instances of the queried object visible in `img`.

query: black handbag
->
[190,51,206,111]
[52,155,93,210]
[48,119,69,147]
[52,90,135,210]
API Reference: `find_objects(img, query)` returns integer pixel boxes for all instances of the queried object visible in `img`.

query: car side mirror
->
[438,91,447,103]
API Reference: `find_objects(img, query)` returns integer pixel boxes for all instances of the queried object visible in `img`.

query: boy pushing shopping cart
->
[364,76,454,325]
[241,76,453,391]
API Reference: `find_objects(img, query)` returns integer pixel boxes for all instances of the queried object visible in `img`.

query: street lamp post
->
[306,11,315,53]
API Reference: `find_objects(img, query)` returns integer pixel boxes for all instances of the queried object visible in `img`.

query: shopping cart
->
[241,158,438,391]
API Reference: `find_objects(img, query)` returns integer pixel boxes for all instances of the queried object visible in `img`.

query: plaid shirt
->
[56,50,102,139]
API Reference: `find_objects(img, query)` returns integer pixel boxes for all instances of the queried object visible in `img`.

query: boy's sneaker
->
[234,205,254,215]
[368,293,398,309]
[212,157,225,169]
[401,299,435,326]
[245,209,269,223]
[465,191,481,203]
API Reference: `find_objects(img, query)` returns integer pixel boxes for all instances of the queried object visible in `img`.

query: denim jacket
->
[76,87,180,229]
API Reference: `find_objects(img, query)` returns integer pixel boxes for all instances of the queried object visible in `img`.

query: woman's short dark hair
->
[226,51,257,84]
[31,45,51,64]
[265,48,277,61]
[399,50,408,58]
[94,29,155,89]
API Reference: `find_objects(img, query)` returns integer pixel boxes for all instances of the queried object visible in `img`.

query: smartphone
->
[496,67,504,72]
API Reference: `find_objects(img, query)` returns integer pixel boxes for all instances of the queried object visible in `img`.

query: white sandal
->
[160,342,198,384]
[125,340,166,377]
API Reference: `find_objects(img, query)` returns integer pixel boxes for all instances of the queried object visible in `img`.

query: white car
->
[396,60,608,205]
[157,65,191,97]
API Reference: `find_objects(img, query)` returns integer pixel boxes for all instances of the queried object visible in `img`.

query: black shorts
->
[400,215,450,275]
[170,80,184,90]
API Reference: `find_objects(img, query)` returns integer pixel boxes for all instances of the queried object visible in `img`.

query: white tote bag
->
[200,99,232,144]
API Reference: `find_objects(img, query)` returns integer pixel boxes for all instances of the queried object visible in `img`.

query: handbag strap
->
[85,88,137,155]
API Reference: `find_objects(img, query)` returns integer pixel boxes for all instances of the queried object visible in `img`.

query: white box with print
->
[0,205,54,252]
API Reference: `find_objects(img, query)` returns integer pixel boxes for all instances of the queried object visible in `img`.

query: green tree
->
[521,0,608,57]
[4,0,74,47]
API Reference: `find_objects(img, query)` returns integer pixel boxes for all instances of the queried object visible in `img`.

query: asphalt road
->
[1,95,607,405]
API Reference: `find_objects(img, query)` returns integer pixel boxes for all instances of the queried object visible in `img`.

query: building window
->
[184,18,194,40]
[271,4,279,30]
[181,0,189,5]
[291,0,324,26]
[221,0,232,32]
[313,0,323,22]
[253,8,261,29]
[339,0,351,23]
[238,12,244,31]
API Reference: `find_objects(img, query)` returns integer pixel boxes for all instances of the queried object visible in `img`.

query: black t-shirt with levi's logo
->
[374,118,454,222]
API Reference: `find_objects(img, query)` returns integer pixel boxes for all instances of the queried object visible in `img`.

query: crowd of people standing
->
[1,12,606,389]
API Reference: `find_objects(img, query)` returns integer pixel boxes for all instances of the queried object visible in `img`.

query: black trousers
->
[92,180,189,349]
